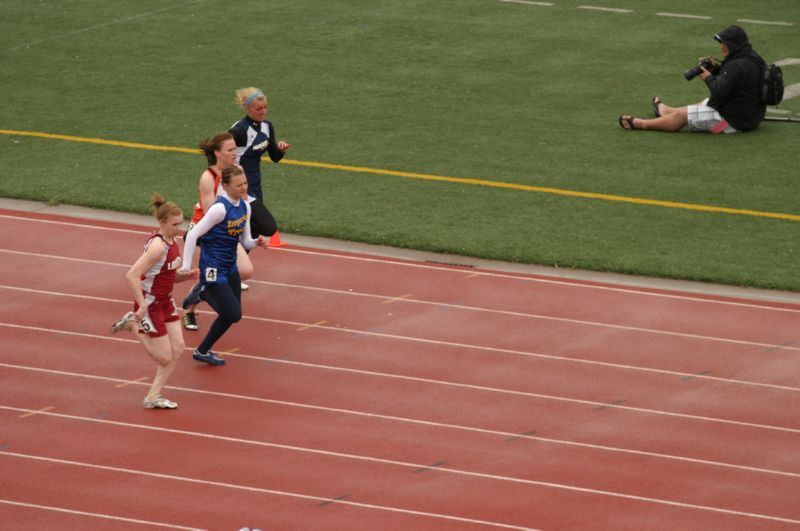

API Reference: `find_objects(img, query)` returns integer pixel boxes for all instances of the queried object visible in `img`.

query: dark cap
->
[713,25,750,52]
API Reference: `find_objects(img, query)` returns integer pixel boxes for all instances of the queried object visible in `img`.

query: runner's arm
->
[180,203,226,272]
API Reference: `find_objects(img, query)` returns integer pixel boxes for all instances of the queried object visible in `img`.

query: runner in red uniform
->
[110,194,199,409]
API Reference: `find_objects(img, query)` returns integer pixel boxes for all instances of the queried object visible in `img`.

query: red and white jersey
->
[140,233,182,304]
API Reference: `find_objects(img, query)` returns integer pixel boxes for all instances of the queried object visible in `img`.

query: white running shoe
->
[143,396,178,409]
[240,282,249,291]
[110,311,136,334]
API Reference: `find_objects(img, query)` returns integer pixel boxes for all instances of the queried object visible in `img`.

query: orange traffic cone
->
[268,230,287,248]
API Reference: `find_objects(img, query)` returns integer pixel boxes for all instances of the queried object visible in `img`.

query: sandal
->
[618,115,638,130]
[652,96,662,117]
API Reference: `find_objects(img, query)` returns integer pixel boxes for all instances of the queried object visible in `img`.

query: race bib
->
[139,314,155,333]
[205,267,218,282]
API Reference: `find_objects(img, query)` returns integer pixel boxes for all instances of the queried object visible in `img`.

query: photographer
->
[619,25,766,133]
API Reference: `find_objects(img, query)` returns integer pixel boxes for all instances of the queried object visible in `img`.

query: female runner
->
[182,132,254,331]
[229,86,292,239]
[110,194,199,409]
[180,165,268,366]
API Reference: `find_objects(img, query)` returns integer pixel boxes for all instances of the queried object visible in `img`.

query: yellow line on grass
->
[2,129,799,222]
[0,129,200,155]
[285,159,800,222]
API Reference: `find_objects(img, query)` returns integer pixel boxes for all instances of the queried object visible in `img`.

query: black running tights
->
[196,269,242,354]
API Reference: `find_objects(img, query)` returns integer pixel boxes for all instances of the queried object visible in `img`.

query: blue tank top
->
[199,196,248,285]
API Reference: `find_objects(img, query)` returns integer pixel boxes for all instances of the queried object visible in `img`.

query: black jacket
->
[705,46,766,132]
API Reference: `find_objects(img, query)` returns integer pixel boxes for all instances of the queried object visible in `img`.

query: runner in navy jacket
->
[230,87,292,238]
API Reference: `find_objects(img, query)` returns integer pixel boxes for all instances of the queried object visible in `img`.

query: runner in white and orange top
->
[181,132,255,331]
[110,194,199,410]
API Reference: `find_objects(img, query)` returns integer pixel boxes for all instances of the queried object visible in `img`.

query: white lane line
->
[8,1,203,51]
[0,214,147,235]
[2,369,798,479]
[783,83,800,100]
[4,251,799,352]
[0,499,201,530]
[0,450,533,530]
[275,248,800,309]
[737,18,794,27]
[4,246,800,314]
[0,249,134,270]
[219,348,800,433]
[2,324,800,433]
[4,283,800,393]
[2,217,799,309]
[248,279,800,353]
[775,58,800,67]
[655,12,711,20]
[577,5,632,14]
[3,449,798,525]
[499,0,554,6]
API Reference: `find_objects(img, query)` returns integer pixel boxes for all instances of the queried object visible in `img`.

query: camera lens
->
[684,65,703,80]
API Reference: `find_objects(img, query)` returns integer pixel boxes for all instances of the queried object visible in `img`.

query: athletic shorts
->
[686,99,738,134]
[134,296,179,338]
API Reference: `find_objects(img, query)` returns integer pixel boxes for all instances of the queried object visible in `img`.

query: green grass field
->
[2,0,799,290]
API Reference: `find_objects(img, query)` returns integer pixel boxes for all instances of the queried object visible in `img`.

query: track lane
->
[2,383,798,529]
[2,338,799,510]
[2,209,799,529]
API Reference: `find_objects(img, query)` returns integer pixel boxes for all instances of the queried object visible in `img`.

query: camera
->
[684,57,720,81]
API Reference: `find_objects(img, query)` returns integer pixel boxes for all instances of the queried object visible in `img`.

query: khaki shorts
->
[686,98,738,134]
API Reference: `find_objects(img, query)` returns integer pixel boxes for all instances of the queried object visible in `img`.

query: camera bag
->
[745,56,784,105]
[759,63,784,105]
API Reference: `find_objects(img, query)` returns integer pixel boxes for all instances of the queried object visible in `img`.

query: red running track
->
[0,208,799,530]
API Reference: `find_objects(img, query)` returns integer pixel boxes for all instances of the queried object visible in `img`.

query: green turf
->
[2,0,799,290]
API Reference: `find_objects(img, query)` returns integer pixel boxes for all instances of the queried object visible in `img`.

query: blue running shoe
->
[192,349,226,366]
[182,282,204,309]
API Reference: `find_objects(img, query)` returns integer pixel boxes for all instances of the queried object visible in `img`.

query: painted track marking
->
[8,1,203,51]
[296,320,327,332]
[3,219,800,309]
[0,450,536,530]
[0,499,202,530]
[738,18,794,26]
[114,376,148,388]
[3,283,800,393]
[1,443,797,525]
[576,6,632,14]
[246,279,800,350]
[655,12,711,20]
[2,324,799,433]
[499,0,553,6]
[3,126,800,222]
[18,406,54,419]
[6,238,800,357]
[2,364,796,479]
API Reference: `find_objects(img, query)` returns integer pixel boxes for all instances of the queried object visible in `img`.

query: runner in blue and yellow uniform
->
[180,166,268,365]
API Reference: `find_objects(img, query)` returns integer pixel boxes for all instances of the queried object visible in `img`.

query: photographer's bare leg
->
[640,108,688,131]
[655,99,681,116]
[620,108,688,131]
